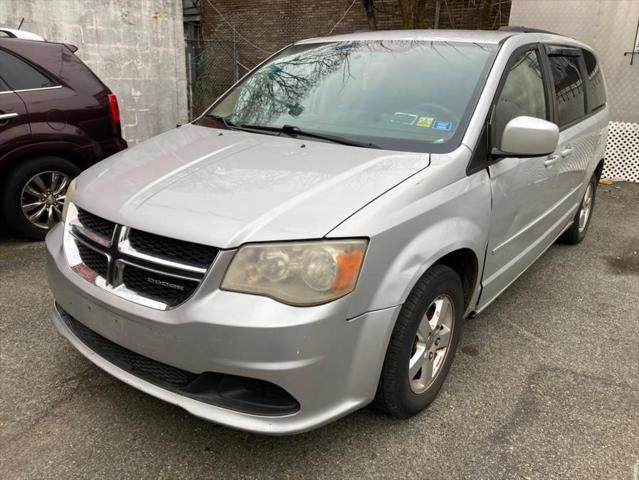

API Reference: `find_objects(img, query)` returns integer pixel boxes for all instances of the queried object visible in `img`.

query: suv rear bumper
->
[97,136,127,159]
[45,224,399,434]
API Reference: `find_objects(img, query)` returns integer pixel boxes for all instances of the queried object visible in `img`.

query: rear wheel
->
[373,264,464,417]
[1,156,80,240]
[560,172,597,245]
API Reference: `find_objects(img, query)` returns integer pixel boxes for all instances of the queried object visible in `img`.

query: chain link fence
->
[185,37,245,118]
[184,19,318,118]
[184,0,288,119]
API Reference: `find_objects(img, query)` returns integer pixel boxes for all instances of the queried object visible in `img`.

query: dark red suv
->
[0,35,126,239]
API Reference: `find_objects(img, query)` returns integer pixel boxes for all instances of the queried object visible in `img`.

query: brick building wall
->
[189,0,511,116]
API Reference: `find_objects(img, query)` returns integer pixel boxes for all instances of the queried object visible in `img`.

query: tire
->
[0,156,81,240]
[372,263,464,418]
[560,172,597,245]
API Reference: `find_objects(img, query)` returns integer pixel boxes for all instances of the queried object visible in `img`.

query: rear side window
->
[582,49,606,111]
[0,49,57,90]
[548,54,586,127]
[492,48,547,147]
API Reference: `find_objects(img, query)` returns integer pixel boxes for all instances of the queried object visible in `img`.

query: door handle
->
[0,112,19,121]
[544,154,560,167]
[560,147,574,157]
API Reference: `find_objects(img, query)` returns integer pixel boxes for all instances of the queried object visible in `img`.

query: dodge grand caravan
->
[45,28,609,434]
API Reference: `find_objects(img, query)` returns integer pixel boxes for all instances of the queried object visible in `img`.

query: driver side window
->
[492,48,547,148]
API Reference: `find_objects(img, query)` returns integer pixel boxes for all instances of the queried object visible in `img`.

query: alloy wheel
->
[20,170,70,230]
[409,294,454,394]
[578,183,593,232]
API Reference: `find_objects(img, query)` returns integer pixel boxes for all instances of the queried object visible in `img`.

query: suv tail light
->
[108,93,120,124]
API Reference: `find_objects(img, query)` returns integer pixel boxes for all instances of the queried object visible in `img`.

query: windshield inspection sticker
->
[432,120,453,131]
[335,43,353,51]
[416,116,434,128]
[391,112,418,125]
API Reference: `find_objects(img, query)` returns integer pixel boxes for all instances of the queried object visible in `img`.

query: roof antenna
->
[17,18,24,30]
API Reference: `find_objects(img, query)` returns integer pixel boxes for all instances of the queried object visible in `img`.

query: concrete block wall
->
[0,0,188,144]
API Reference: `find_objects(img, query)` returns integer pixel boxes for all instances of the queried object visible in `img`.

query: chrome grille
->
[128,229,217,268]
[121,264,199,307]
[67,207,219,309]
[77,208,116,242]
[76,242,108,279]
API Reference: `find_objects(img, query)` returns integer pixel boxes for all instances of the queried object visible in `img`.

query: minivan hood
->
[74,124,429,248]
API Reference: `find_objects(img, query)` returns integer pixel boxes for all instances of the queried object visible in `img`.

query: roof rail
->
[499,26,560,35]
[0,27,45,41]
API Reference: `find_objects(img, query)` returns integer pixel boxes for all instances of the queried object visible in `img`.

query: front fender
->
[329,156,491,319]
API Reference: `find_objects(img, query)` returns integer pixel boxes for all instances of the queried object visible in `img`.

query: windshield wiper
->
[205,117,380,149]
[205,115,288,139]
[239,124,380,149]
[205,117,286,138]
[205,114,237,129]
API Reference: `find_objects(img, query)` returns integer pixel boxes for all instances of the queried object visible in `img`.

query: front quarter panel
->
[329,147,491,319]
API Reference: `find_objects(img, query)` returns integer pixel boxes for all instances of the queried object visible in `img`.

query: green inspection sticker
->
[416,116,434,128]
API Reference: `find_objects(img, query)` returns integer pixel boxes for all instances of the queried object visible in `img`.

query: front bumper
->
[45,224,399,434]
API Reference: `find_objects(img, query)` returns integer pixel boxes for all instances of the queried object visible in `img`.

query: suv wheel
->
[373,264,464,417]
[1,156,80,240]
[560,172,597,245]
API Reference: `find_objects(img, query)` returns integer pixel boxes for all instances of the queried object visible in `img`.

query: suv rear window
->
[581,49,606,112]
[548,54,586,127]
[0,49,57,90]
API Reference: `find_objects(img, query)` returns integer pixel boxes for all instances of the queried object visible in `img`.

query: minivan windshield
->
[204,40,498,153]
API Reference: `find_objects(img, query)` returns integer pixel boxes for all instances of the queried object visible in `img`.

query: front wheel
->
[560,172,597,245]
[0,156,81,240]
[372,264,464,418]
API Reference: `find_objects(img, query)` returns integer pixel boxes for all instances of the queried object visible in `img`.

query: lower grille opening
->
[57,304,300,417]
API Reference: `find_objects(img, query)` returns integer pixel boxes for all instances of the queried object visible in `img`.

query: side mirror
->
[499,116,559,156]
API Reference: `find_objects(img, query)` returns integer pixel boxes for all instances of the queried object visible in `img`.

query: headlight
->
[61,177,78,223]
[221,239,368,306]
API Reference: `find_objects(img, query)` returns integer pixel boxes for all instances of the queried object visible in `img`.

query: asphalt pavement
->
[1,182,638,480]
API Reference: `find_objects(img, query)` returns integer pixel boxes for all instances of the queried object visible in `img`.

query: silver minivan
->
[46,28,609,434]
